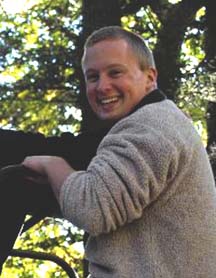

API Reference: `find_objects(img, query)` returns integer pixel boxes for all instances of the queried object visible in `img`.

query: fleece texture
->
[60,99,216,278]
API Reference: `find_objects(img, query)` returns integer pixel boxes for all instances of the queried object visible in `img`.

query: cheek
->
[86,88,97,108]
[86,85,94,98]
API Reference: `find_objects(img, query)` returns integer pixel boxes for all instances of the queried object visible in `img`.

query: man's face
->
[82,38,157,122]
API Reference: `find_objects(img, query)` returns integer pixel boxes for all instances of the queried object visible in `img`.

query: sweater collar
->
[89,89,167,134]
[130,89,167,115]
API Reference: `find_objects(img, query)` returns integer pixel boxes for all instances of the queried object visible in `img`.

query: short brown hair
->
[82,26,156,71]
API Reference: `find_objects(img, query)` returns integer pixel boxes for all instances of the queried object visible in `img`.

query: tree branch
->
[120,0,172,22]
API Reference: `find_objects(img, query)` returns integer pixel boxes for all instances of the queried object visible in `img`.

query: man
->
[22,26,216,278]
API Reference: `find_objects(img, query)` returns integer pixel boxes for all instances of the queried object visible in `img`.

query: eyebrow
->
[84,63,126,74]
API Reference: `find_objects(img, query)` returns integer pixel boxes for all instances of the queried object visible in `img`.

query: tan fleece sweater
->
[60,99,216,278]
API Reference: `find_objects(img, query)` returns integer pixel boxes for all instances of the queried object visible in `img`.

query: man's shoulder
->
[106,99,192,141]
[120,99,178,125]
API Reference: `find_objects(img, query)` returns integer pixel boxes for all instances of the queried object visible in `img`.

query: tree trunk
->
[154,0,204,100]
[207,101,216,183]
[204,0,216,72]
[77,1,121,276]
[78,0,121,133]
[205,0,216,182]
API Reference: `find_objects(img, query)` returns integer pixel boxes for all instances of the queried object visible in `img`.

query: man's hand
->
[22,156,74,201]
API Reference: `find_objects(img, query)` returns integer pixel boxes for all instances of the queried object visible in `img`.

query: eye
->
[86,73,99,83]
[109,69,123,78]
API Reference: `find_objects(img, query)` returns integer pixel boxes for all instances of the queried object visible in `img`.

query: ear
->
[145,68,158,92]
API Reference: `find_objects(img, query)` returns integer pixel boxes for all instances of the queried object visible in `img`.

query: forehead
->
[82,39,137,72]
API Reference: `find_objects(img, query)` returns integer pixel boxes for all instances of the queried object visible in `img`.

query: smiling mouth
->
[99,97,119,105]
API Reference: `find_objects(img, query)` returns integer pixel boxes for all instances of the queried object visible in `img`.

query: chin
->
[97,114,119,123]
[97,109,128,122]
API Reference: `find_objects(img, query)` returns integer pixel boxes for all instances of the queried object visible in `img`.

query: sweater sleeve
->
[59,117,180,236]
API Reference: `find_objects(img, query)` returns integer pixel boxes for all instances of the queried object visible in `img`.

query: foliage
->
[0,1,85,277]
[0,0,82,135]
[0,0,214,136]
[122,4,214,143]
[178,7,215,145]
[2,217,84,277]
[121,5,160,49]
[0,0,215,277]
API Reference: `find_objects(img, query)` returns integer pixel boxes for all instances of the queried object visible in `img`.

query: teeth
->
[100,97,118,104]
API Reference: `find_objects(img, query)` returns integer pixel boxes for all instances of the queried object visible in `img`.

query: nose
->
[96,75,112,93]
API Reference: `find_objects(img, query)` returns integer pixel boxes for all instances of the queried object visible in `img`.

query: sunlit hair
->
[81,25,156,71]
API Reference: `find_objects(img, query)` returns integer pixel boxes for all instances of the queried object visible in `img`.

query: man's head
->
[82,26,156,71]
[82,26,158,122]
